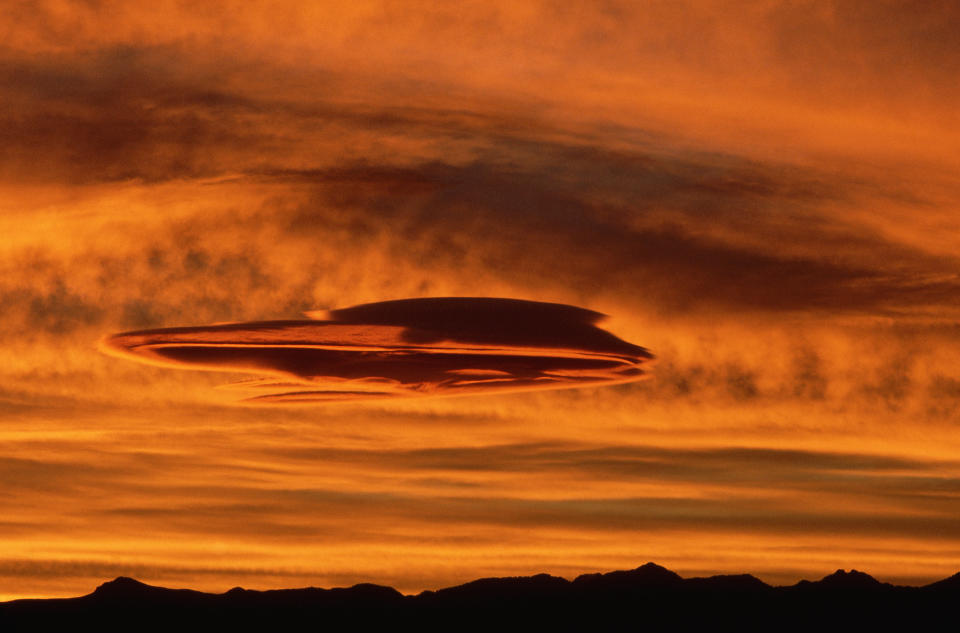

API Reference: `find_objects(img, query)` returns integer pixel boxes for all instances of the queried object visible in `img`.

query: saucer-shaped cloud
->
[101,298,653,402]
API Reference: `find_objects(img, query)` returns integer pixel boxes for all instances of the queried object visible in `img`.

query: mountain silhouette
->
[684,572,771,592]
[92,576,149,596]
[1,562,956,631]
[925,570,960,592]
[573,561,683,589]
[798,568,887,590]
[90,576,208,604]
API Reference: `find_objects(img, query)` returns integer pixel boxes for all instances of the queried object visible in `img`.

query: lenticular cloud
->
[101,297,654,402]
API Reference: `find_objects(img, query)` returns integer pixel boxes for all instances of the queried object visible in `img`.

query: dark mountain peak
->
[92,576,153,597]
[224,586,247,595]
[791,568,887,592]
[338,583,405,600]
[634,562,682,579]
[685,573,771,591]
[573,561,682,588]
[88,576,208,605]
[818,569,881,587]
[429,572,569,600]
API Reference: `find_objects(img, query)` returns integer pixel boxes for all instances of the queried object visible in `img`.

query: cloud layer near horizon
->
[1,0,960,600]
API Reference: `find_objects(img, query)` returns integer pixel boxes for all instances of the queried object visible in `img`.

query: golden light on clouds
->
[2,0,960,600]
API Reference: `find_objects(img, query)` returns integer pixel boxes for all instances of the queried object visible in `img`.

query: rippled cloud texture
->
[2,0,960,599]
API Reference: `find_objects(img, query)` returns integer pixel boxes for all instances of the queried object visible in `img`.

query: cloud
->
[3,36,958,328]
[266,154,960,318]
[102,298,653,402]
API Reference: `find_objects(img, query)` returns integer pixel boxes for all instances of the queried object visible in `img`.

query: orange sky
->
[3,0,960,599]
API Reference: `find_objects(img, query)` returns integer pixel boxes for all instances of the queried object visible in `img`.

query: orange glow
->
[2,0,960,600]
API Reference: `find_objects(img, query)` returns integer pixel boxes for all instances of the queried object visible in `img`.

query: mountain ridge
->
[1,562,955,630]
[7,561,959,603]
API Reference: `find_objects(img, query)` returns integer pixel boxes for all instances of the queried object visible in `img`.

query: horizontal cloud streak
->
[3,432,960,595]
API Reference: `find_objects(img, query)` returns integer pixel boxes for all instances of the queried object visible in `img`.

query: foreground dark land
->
[3,563,958,631]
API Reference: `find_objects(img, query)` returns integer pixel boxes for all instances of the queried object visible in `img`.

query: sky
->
[2,0,960,599]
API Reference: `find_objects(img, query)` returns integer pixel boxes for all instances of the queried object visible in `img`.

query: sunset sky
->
[3,0,960,600]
